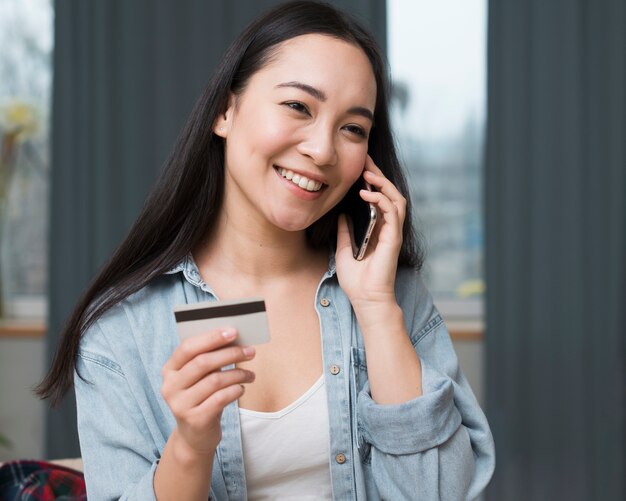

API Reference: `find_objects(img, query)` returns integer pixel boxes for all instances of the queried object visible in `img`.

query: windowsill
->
[445,319,484,342]
[0,319,46,339]
[0,320,484,341]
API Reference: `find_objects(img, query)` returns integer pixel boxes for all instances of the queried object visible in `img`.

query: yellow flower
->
[1,99,39,140]
[456,279,485,298]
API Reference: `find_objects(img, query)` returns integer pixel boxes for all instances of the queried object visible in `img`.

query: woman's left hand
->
[335,155,406,312]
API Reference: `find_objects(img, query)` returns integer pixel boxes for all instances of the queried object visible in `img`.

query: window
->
[0,0,53,319]
[388,0,487,318]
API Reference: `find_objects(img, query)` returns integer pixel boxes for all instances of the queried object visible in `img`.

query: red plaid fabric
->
[0,460,86,500]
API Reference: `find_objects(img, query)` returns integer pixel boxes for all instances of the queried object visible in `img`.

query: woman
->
[38,2,495,499]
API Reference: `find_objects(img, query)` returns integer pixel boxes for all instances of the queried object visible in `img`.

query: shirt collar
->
[163,254,193,275]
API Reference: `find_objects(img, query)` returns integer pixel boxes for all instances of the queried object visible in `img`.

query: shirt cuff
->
[124,459,159,500]
[357,359,462,454]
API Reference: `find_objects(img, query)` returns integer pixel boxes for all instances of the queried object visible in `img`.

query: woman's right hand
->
[161,328,256,456]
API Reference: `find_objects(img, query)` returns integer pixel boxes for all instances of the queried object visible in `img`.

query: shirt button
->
[335,453,347,464]
[329,364,341,375]
[320,297,331,307]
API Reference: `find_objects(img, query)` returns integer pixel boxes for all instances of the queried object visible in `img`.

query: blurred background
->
[0,1,623,499]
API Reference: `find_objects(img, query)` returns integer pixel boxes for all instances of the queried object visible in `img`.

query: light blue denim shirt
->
[74,255,495,500]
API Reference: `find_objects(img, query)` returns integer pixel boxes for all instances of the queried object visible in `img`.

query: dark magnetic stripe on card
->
[174,301,266,322]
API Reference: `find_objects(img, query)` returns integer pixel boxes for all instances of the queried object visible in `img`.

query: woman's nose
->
[296,125,338,167]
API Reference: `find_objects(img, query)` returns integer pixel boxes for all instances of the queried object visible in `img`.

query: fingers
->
[164,328,241,372]
[363,170,407,221]
[361,156,406,230]
[195,383,247,417]
[161,332,257,423]
[359,190,403,247]
[163,327,256,400]
[168,367,255,412]
[336,155,406,261]
[363,156,407,222]
[174,343,255,389]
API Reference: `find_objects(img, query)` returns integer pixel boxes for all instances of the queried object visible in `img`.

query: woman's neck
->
[193,208,328,288]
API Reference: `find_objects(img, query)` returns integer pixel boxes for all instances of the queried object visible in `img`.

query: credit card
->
[174,297,271,346]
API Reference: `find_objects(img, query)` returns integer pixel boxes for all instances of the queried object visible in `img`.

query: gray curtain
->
[47,0,385,460]
[485,1,625,500]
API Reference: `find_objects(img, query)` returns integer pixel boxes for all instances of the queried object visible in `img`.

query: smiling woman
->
[36,2,494,500]
[211,34,375,234]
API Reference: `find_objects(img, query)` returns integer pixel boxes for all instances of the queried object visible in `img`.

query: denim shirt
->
[74,255,495,500]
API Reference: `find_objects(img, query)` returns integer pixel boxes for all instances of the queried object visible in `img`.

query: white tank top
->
[238,375,333,500]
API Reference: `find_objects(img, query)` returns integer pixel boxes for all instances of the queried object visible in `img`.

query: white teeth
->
[277,167,323,192]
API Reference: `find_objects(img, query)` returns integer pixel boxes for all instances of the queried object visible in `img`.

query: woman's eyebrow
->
[348,106,374,122]
[276,81,326,101]
[275,81,374,122]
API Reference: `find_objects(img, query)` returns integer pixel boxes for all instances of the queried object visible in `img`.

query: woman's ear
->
[213,94,236,138]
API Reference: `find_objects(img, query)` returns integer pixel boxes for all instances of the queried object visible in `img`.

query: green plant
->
[0,432,12,449]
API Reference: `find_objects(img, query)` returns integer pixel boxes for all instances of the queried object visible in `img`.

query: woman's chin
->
[277,222,312,233]
[272,216,318,234]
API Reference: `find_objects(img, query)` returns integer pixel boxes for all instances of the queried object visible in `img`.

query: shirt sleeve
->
[355,271,495,501]
[74,322,160,501]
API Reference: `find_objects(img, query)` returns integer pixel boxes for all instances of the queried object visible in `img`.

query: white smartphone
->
[174,297,271,346]
[346,177,377,260]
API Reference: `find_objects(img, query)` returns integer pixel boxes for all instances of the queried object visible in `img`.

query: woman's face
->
[214,34,377,234]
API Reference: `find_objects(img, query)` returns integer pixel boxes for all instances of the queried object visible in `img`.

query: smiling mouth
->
[276,167,325,192]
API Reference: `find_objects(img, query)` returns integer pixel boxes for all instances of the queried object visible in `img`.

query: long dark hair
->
[37,0,423,405]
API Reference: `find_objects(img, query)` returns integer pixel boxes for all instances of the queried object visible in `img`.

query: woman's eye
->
[344,124,367,138]
[284,101,310,115]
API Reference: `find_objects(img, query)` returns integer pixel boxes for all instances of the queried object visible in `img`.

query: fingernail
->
[242,346,255,358]
[247,371,256,382]
[222,329,237,340]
